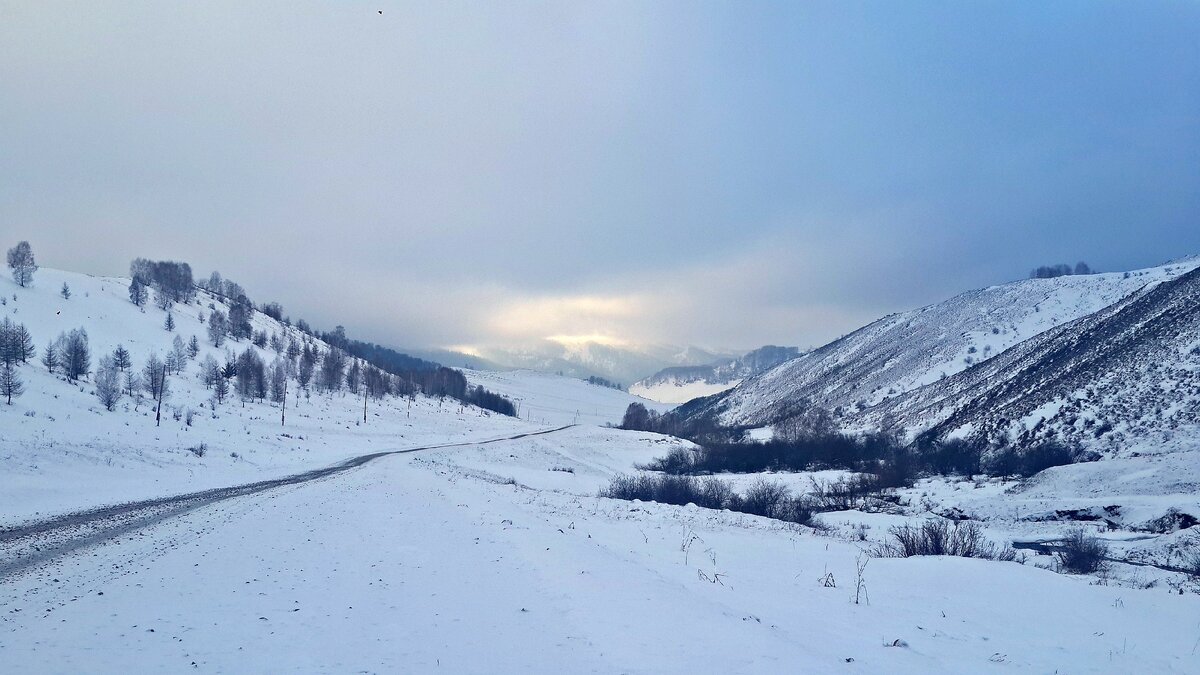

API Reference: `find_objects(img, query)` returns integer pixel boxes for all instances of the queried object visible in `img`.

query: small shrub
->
[740,479,790,518]
[1056,528,1108,574]
[187,443,207,458]
[876,520,1015,560]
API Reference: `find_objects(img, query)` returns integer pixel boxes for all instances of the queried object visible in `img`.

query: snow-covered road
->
[0,426,575,579]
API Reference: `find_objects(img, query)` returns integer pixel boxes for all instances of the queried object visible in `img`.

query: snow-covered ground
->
[460,368,670,426]
[5,425,1200,673]
[629,377,739,404]
[5,267,1200,672]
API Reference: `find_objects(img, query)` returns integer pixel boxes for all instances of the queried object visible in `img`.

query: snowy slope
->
[0,267,532,521]
[458,368,671,426]
[631,377,743,404]
[859,264,1200,450]
[673,260,1200,430]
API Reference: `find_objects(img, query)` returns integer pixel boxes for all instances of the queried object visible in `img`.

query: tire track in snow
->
[0,425,574,578]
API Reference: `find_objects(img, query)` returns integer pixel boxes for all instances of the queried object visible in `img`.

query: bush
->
[1056,528,1108,574]
[876,520,1015,560]
[599,474,811,524]
[187,443,207,458]
[740,479,791,518]
[642,446,694,473]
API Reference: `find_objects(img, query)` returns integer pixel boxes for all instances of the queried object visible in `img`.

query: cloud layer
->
[2,2,1197,351]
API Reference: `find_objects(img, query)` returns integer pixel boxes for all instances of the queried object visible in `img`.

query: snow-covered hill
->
[631,345,800,404]
[0,267,527,520]
[859,264,1200,450]
[459,368,670,426]
[672,259,1200,431]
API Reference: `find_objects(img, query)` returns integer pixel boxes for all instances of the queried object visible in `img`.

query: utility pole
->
[363,384,368,423]
[281,377,287,427]
[155,368,165,427]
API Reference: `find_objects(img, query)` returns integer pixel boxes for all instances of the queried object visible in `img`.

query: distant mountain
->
[399,348,509,372]
[458,340,734,388]
[668,258,1200,434]
[630,345,800,404]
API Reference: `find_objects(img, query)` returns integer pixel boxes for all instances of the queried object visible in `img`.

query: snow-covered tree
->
[228,296,253,341]
[154,289,173,311]
[164,311,176,332]
[211,363,229,405]
[207,310,227,347]
[128,278,148,308]
[172,335,188,373]
[60,282,71,300]
[58,328,91,382]
[269,358,289,404]
[187,335,201,359]
[319,348,345,393]
[6,241,37,287]
[95,356,123,411]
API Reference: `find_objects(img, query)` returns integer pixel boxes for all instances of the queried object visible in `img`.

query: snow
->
[5,431,1200,673]
[4,266,1200,672]
[459,368,670,426]
[706,259,1200,428]
[630,377,740,404]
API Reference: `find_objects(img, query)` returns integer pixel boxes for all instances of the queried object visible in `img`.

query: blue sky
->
[1,1,1197,350]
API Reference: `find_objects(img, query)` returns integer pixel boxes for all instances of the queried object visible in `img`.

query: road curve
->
[0,425,575,578]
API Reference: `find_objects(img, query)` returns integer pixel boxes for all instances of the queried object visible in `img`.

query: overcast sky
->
[2,1,1197,352]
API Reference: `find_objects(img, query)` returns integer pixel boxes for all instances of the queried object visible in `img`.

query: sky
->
[1,1,1197,353]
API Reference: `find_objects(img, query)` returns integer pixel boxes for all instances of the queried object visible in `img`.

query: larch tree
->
[6,241,37,287]
[0,361,23,404]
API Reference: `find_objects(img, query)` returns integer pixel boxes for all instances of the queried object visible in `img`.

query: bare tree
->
[6,241,37,287]
[13,323,33,363]
[0,361,23,404]
[0,318,20,366]
[58,328,91,382]
[41,342,58,373]
[142,353,170,426]
[112,345,132,372]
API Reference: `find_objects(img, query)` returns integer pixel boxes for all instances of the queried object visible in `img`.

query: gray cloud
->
[2,2,1197,352]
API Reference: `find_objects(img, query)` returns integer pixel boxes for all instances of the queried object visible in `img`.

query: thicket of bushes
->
[643,433,1092,487]
[599,474,814,524]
